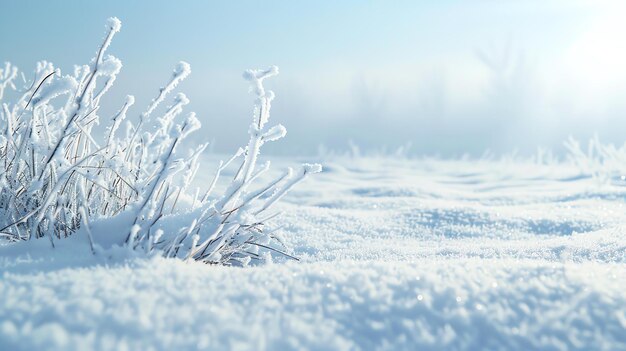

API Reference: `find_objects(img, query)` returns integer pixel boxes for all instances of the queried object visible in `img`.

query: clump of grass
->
[564,136,626,184]
[0,18,321,265]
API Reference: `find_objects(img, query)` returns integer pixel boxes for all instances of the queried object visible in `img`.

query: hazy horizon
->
[2,0,626,157]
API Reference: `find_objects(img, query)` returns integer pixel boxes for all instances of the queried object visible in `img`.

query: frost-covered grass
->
[1,156,625,350]
[564,136,626,184]
[0,18,320,264]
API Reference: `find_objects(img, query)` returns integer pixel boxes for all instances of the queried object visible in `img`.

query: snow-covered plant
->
[0,18,321,265]
[564,136,626,184]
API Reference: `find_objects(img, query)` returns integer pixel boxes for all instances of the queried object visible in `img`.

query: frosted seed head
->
[175,61,191,78]
[175,92,190,105]
[107,17,122,33]
[262,124,287,142]
[267,65,279,77]
[98,55,122,76]
[243,66,279,81]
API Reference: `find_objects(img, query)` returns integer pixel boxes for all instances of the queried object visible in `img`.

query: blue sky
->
[2,1,626,156]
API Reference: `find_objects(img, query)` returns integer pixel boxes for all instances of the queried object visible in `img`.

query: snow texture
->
[1,156,624,350]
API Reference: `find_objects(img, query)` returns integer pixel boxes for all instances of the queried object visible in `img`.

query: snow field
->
[1,156,625,350]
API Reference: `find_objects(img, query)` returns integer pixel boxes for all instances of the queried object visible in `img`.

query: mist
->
[2,0,625,156]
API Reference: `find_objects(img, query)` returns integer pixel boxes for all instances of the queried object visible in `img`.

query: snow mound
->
[1,156,625,350]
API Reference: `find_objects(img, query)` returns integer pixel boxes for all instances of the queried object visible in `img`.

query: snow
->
[142,61,191,119]
[175,61,191,78]
[106,17,121,33]
[31,74,78,108]
[1,155,625,350]
[96,55,122,76]
[262,124,287,142]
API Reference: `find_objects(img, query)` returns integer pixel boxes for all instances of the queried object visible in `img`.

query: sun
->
[566,2,626,93]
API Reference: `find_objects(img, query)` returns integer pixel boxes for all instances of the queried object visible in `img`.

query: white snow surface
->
[1,156,625,351]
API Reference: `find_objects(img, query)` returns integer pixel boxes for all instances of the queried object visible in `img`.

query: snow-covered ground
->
[1,155,625,350]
